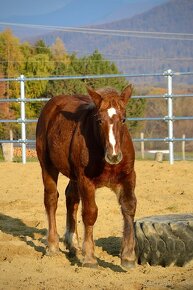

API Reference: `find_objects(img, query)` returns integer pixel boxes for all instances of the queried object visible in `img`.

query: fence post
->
[182,134,185,161]
[10,129,13,161]
[140,132,144,159]
[20,75,26,164]
[166,69,174,164]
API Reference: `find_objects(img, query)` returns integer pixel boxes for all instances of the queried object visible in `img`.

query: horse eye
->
[98,119,102,124]
[122,117,126,123]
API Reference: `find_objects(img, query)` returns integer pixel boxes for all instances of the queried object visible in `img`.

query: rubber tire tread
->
[135,214,193,266]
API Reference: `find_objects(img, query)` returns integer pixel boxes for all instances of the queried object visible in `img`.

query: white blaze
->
[109,124,116,155]
[107,107,117,155]
[108,107,116,118]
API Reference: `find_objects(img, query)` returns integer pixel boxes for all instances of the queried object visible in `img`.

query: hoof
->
[46,245,59,256]
[121,259,136,270]
[82,256,98,268]
[64,233,80,257]
[67,247,81,258]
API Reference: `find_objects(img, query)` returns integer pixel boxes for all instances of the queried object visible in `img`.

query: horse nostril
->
[116,152,123,163]
[105,152,123,165]
[119,151,123,160]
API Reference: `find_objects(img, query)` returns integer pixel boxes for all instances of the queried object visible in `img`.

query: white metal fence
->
[0,69,193,164]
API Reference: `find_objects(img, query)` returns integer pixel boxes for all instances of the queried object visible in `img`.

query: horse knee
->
[66,181,79,200]
[82,205,98,226]
[119,190,137,217]
[44,189,59,209]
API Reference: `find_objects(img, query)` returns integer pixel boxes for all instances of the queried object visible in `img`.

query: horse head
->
[87,85,133,165]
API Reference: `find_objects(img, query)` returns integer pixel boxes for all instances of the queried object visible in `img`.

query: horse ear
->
[120,84,133,105]
[86,86,102,107]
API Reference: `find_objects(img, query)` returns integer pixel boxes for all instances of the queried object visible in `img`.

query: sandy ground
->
[0,160,193,290]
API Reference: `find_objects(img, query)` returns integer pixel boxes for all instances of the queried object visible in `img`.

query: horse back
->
[36,94,94,177]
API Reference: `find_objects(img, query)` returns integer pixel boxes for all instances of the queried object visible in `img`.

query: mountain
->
[35,0,193,79]
[101,0,193,33]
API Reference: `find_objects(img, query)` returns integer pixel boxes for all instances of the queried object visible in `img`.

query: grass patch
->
[135,151,193,161]
[13,156,38,163]
[0,146,4,161]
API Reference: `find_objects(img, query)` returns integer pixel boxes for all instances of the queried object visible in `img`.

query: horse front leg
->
[117,170,137,269]
[79,177,98,268]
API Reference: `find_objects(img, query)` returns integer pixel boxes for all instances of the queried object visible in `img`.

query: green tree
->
[46,38,78,95]
[34,39,51,56]
[70,50,128,90]
[20,41,34,62]
[23,53,54,119]
[46,53,86,95]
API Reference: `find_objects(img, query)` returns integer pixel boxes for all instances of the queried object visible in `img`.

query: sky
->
[0,0,168,27]
[1,0,67,17]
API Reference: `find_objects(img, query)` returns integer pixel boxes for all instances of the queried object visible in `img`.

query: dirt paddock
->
[0,161,193,290]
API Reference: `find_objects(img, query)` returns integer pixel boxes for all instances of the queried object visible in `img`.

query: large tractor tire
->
[135,214,193,266]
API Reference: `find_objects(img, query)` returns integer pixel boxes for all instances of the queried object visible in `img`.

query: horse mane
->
[96,87,119,100]
[95,87,124,110]
[74,94,96,112]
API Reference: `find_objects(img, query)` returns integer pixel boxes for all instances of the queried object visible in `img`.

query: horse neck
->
[84,109,104,153]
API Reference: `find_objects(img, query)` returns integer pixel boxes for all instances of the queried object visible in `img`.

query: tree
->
[51,37,69,63]
[34,39,51,56]
[0,29,24,139]
[0,29,24,78]
[46,60,85,96]
[0,29,23,109]
[23,53,54,120]
[20,41,34,60]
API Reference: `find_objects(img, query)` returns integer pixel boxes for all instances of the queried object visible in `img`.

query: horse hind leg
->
[64,180,80,256]
[42,166,59,255]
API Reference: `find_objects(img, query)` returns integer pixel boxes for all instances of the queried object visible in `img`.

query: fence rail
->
[0,69,193,164]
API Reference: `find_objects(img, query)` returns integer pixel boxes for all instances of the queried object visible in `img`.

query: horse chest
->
[92,164,125,187]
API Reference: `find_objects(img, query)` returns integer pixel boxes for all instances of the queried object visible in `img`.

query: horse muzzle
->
[105,151,123,165]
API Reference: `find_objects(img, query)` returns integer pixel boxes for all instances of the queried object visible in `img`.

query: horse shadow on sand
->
[0,213,47,254]
[95,237,126,272]
[0,213,125,272]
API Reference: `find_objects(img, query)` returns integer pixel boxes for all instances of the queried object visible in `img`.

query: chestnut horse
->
[36,85,137,269]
